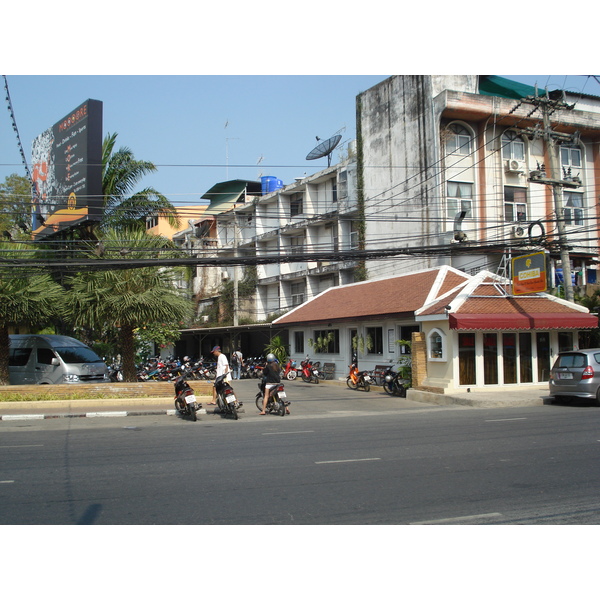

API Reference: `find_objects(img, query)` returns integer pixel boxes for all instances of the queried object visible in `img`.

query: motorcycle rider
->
[260,353,288,414]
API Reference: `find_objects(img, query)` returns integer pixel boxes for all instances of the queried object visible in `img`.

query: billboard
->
[511,251,548,295]
[31,99,103,239]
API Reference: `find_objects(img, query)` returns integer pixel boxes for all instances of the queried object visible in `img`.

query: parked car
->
[548,348,600,404]
[8,334,109,385]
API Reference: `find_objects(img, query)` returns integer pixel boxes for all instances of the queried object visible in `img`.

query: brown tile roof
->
[274,267,470,326]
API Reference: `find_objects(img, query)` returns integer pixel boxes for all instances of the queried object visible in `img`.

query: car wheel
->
[595,387,600,407]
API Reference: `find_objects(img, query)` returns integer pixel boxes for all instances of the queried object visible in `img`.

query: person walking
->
[231,348,243,380]
[209,346,230,405]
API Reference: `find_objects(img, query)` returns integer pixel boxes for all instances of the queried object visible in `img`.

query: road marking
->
[85,411,128,418]
[485,418,528,422]
[410,512,503,525]
[0,444,44,448]
[262,431,315,435]
[315,458,381,464]
[1,414,45,421]
[0,480,15,484]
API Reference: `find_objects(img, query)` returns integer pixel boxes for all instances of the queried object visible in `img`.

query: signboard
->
[31,99,103,239]
[511,251,547,295]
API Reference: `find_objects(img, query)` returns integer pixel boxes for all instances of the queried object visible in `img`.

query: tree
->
[101,132,180,232]
[0,242,66,385]
[66,228,192,381]
[0,174,32,240]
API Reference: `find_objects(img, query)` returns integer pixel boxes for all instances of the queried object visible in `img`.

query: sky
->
[2,74,599,216]
[0,74,388,210]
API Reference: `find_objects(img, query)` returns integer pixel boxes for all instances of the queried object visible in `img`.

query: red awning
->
[449,312,598,331]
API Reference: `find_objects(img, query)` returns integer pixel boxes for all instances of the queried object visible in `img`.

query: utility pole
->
[521,90,580,303]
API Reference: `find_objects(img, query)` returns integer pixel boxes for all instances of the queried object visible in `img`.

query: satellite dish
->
[306,134,342,167]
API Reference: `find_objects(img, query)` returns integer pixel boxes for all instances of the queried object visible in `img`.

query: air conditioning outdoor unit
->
[512,225,526,238]
[505,159,525,173]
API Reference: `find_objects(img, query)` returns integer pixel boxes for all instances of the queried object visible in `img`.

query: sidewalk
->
[0,379,551,421]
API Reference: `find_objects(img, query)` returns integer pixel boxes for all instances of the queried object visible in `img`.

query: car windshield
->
[54,347,104,364]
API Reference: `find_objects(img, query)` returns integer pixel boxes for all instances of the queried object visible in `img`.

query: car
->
[549,348,600,405]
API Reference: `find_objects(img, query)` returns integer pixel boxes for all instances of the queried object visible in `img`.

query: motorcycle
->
[283,358,298,381]
[108,361,123,382]
[255,381,289,416]
[346,362,373,392]
[174,375,201,421]
[300,357,320,384]
[383,367,409,398]
[214,374,241,420]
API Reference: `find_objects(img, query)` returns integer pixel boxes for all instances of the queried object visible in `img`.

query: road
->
[1,379,599,525]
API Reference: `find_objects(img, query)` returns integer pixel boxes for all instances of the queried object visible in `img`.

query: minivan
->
[548,348,600,404]
[8,334,109,385]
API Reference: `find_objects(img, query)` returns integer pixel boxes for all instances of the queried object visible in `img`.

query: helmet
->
[266,353,276,363]
[183,356,190,363]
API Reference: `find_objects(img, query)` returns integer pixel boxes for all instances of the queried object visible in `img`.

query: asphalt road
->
[1,379,599,525]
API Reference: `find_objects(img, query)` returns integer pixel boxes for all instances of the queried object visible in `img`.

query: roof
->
[201,180,262,216]
[273,267,597,331]
[273,266,470,326]
[478,76,545,100]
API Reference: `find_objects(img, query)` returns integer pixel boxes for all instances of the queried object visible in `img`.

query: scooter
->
[346,362,373,392]
[300,357,320,384]
[255,381,289,416]
[214,374,241,420]
[174,375,201,421]
[283,358,298,381]
[383,367,409,397]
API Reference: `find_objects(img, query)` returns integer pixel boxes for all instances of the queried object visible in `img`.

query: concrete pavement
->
[0,376,554,421]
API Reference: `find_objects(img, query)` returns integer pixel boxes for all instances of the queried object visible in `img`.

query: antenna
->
[306,134,342,167]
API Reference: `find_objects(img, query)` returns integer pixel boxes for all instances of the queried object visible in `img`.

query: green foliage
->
[396,339,412,386]
[0,174,32,239]
[264,335,288,363]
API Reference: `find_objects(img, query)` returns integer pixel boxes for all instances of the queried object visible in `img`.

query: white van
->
[9,334,109,385]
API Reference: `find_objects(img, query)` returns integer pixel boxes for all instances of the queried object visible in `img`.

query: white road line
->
[262,431,315,435]
[1,414,45,421]
[315,458,381,464]
[410,512,503,525]
[0,444,44,448]
[85,411,128,418]
[0,480,15,484]
[485,418,528,422]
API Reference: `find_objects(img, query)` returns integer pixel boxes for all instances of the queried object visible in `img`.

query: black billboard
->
[31,99,103,239]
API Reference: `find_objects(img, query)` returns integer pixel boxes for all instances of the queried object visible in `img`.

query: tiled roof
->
[273,267,469,325]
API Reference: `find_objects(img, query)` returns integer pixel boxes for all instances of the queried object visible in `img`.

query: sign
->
[511,251,547,295]
[31,99,103,239]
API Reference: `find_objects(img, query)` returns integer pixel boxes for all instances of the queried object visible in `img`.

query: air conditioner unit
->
[505,159,525,173]
[512,225,526,238]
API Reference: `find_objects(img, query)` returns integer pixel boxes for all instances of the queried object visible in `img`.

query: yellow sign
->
[511,252,547,295]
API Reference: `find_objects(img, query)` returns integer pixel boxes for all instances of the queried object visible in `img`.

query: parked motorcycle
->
[283,358,298,381]
[255,381,289,416]
[383,367,409,398]
[346,362,374,392]
[300,357,320,384]
[108,361,123,382]
[214,374,241,420]
[174,375,201,421]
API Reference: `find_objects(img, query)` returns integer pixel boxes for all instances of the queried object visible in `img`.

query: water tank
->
[261,176,284,195]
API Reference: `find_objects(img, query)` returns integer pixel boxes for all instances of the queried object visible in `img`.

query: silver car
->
[549,348,600,404]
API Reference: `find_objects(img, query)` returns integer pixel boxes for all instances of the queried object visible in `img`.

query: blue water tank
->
[261,176,284,195]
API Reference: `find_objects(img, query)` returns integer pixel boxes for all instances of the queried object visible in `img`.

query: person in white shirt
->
[209,346,230,405]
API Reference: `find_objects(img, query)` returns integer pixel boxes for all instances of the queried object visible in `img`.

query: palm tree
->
[66,228,192,381]
[101,132,180,232]
[0,243,66,385]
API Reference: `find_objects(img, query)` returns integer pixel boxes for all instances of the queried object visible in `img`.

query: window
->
[290,235,305,255]
[504,187,527,222]
[564,191,584,226]
[294,331,304,354]
[290,282,305,306]
[428,328,445,361]
[290,193,303,217]
[366,327,383,355]
[447,181,473,219]
[561,145,581,170]
[459,332,476,385]
[312,329,340,354]
[446,124,471,155]
[37,348,57,365]
[146,215,158,229]
[332,178,338,203]
[502,130,525,161]
[339,170,348,199]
